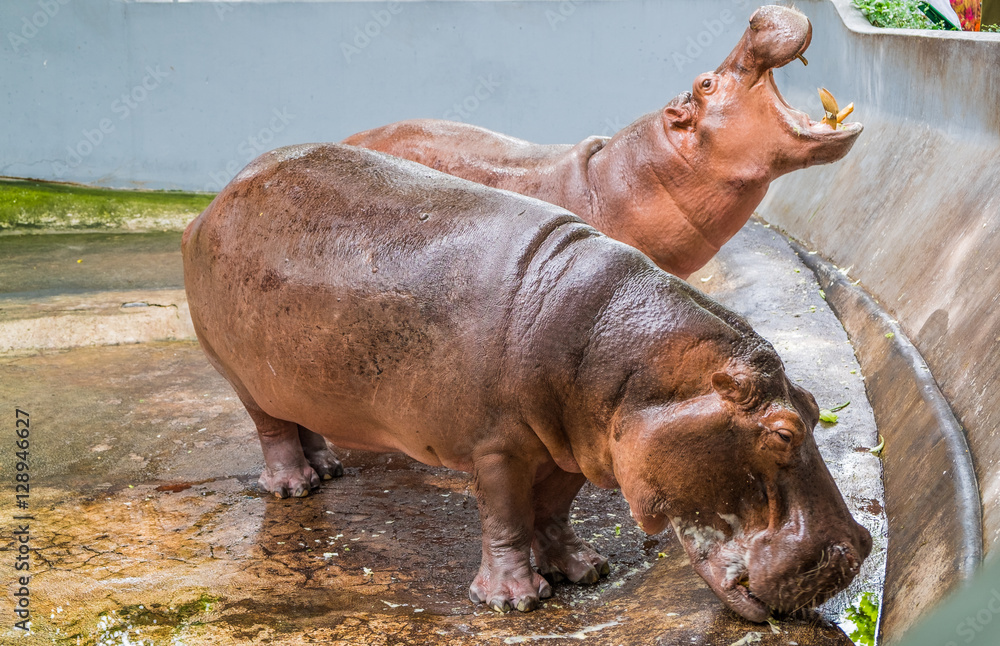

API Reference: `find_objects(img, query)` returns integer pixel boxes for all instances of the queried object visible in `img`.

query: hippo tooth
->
[819,88,839,115]
[795,53,808,66]
[818,88,854,129]
[836,103,855,125]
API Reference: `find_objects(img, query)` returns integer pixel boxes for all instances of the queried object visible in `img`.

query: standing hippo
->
[343,5,862,279]
[182,143,871,621]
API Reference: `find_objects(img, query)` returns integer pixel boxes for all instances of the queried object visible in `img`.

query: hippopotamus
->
[343,5,862,279]
[182,143,871,621]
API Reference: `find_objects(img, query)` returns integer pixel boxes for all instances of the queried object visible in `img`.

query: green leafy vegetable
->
[820,402,850,424]
[844,591,880,645]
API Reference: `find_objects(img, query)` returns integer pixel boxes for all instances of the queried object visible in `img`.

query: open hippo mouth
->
[719,5,863,155]
[767,70,862,141]
[761,70,864,147]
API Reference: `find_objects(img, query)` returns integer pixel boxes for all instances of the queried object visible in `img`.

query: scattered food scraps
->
[730,632,763,646]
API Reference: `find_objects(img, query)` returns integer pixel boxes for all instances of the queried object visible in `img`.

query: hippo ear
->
[712,371,747,403]
[663,104,695,130]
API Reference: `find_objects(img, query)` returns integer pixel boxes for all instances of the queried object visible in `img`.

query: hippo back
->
[182,144,588,460]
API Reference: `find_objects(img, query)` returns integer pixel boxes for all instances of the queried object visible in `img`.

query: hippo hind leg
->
[297,425,344,480]
[232,387,322,499]
[532,469,610,585]
[192,331,327,497]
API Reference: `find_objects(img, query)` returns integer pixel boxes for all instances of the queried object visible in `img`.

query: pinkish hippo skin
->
[182,143,871,621]
[343,5,862,279]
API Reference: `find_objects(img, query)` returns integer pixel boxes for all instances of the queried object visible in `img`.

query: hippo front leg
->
[531,469,610,585]
[469,451,553,612]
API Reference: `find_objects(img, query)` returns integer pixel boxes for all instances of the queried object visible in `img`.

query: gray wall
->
[3,0,768,191]
[757,5,1000,640]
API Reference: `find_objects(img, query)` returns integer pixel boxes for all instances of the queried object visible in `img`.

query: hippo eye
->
[701,79,713,90]
[775,429,794,444]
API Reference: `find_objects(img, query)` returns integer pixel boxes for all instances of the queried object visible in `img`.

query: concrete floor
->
[0,221,884,645]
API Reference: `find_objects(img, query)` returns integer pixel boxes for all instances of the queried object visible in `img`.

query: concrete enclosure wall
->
[3,0,767,191]
[760,2,998,638]
[762,0,999,552]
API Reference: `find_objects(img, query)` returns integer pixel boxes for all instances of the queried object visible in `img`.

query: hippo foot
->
[532,521,610,585]
[303,446,344,481]
[258,464,321,499]
[469,563,553,613]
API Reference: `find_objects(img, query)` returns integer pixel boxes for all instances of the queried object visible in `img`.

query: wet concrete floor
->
[0,221,884,645]
[0,232,183,299]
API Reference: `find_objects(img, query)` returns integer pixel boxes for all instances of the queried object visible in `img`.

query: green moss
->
[54,594,223,646]
[118,594,222,627]
[0,178,215,232]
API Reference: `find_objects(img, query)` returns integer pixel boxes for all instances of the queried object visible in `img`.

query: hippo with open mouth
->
[344,5,862,279]
[182,143,871,621]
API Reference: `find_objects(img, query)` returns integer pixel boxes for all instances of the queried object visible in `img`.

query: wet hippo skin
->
[343,5,862,279]
[182,143,871,621]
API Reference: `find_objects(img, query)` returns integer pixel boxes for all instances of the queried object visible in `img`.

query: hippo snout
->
[718,5,812,82]
[755,524,873,616]
[775,540,869,614]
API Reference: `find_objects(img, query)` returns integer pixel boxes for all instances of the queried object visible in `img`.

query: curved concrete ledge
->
[792,241,982,643]
[0,289,195,353]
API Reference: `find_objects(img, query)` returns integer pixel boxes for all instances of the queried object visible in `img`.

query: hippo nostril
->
[830,542,864,577]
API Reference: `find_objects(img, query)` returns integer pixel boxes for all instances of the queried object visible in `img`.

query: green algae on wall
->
[0,179,215,232]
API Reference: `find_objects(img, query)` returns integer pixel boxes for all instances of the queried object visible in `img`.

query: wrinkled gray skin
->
[182,144,871,621]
